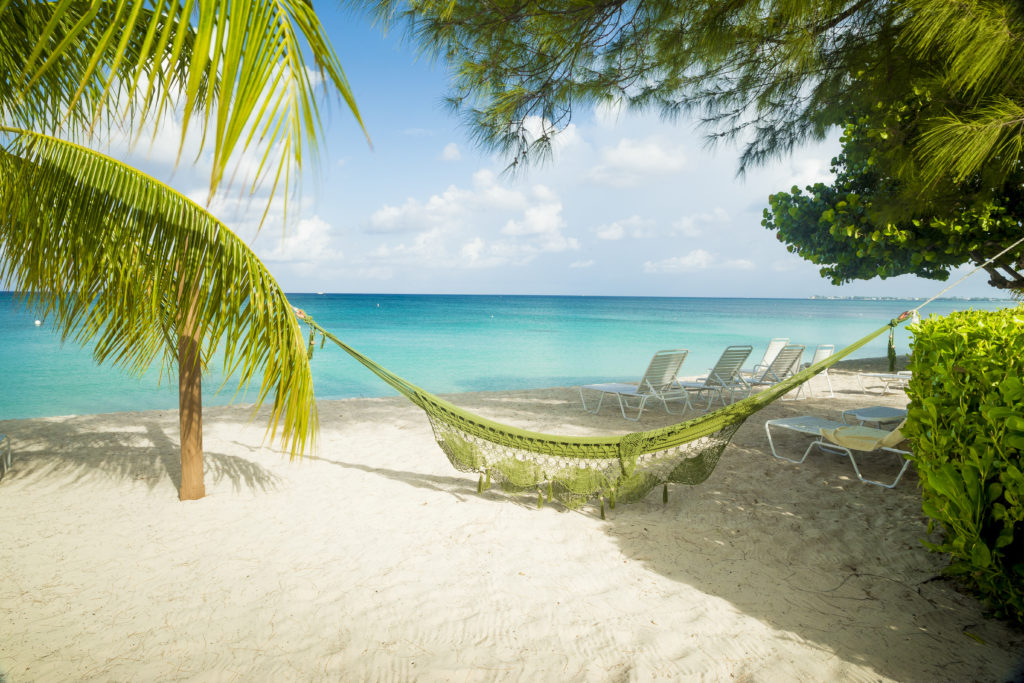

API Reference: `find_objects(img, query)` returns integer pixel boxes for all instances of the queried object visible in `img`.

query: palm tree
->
[0,0,365,499]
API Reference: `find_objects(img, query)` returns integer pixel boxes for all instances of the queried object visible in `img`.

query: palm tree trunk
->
[177,294,205,501]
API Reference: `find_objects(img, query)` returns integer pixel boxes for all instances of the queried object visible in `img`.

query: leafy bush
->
[904,305,1024,623]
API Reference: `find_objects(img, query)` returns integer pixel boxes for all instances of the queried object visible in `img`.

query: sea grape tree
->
[763,93,1024,290]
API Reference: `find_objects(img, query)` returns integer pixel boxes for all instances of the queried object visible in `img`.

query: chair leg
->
[848,449,912,488]
[617,394,646,421]
[710,387,725,407]
[661,392,693,415]
[764,423,814,463]
[686,388,714,410]
[782,382,806,401]
[579,388,606,414]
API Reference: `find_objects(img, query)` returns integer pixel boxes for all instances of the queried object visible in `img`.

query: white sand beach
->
[1,360,1022,681]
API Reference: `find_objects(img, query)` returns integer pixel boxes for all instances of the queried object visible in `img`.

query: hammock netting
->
[300,316,902,510]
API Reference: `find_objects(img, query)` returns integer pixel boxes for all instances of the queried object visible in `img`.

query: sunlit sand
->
[1,359,1021,680]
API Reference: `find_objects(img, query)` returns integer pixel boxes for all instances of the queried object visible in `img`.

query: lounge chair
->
[858,370,911,395]
[763,416,912,488]
[579,349,692,421]
[0,433,10,482]
[677,345,753,408]
[742,338,789,379]
[800,344,835,398]
[744,344,805,397]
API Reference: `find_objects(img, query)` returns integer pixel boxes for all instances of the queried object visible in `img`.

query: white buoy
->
[34,320,41,326]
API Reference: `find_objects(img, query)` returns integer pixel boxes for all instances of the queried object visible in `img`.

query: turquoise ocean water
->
[0,292,1014,420]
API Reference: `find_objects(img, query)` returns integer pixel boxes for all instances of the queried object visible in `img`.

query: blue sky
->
[125,8,1003,299]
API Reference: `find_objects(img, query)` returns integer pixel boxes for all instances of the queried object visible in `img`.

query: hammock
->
[298,310,911,512]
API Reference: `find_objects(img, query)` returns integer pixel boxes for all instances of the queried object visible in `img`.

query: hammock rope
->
[297,311,904,510]
[293,238,1024,510]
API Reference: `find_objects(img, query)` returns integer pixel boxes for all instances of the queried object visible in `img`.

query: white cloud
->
[595,215,656,240]
[588,137,688,187]
[671,217,700,238]
[644,250,715,273]
[455,236,575,269]
[593,100,626,128]
[782,155,833,190]
[772,259,801,272]
[724,258,756,270]
[501,200,579,254]
[368,170,533,235]
[368,186,472,233]
[256,215,341,265]
[460,237,485,262]
[457,238,520,269]
[521,115,583,154]
[364,170,579,270]
[570,260,595,268]
[473,170,529,210]
[369,227,448,262]
[440,142,462,161]
[502,203,564,237]
[596,223,624,240]
[303,65,324,89]
[670,208,730,238]
[643,249,755,274]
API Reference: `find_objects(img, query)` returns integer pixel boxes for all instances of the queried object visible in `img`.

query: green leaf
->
[0,128,318,457]
[970,541,992,569]
[987,483,1004,504]
[1005,435,1024,450]
[5,0,368,224]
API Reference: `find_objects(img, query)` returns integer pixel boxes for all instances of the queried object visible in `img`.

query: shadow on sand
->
[305,382,1024,682]
[4,374,1021,681]
[0,411,281,494]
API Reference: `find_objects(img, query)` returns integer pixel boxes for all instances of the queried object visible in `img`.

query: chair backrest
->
[705,345,753,387]
[755,338,789,369]
[809,344,835,366]
[756,344,804,382]
[638,349,688,393]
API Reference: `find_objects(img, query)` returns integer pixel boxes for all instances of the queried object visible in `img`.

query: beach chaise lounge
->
[744,344,805,397]
[800,344,835,398]
[677,345,753,408]
[763,415,912,488]
[0,433,10,482]
[579,349,692,421]
[742,338,789,379]
[858,370,911,395]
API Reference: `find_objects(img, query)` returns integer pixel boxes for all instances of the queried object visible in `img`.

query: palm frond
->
[0,126,317,455]
[3,0,367,216]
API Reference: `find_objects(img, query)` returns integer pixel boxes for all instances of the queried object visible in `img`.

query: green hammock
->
[299,313,907,511]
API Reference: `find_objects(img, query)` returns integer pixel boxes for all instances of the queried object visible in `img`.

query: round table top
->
[841,406,907,424]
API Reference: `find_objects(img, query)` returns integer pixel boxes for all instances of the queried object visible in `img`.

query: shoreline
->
[0,355,915,423]
[1,362,1021,680]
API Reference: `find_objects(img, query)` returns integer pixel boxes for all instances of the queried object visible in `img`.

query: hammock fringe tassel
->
[297,310,900,512]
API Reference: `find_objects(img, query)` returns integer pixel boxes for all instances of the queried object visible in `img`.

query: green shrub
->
[905,305,1024,623]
